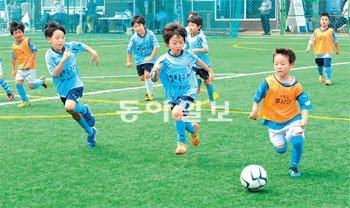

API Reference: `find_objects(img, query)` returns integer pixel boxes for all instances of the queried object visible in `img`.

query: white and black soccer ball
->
[240,165,268,191]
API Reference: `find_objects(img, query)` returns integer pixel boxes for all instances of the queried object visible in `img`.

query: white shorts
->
[268,120,305,147]
[16,69,37,83]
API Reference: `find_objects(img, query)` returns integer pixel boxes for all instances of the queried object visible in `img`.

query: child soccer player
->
[187,15,216,108]
[306,12,339,86]
[248,48,312,178]
[152,23,214,155]
[126,15,160,101]
[44,22,98,148]
[10,22,48,107]
[0,57,15,100]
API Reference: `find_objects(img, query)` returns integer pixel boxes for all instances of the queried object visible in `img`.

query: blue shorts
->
[136,63,154,76]
[315,58,331,67]
[60,87,83,104]
[192,66,210,80]
[170,96,194,116]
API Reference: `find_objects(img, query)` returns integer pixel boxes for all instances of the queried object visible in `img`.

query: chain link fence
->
[0,0,348,36]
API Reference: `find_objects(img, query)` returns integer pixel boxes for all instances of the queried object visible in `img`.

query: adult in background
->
[259,0,272,35]
[86,0,97,33]
[52,0,65,25]
[11,0,22,23]
[338,0,349,31]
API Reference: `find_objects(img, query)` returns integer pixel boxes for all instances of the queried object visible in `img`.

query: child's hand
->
[24,63,31,69]
[336,50,339,55]
[306,46,310,53]
[299,119,307,129]
[144,56,152,62]
[63,50,73,60]
[90,51,99,65]
[208,71,215,81]
[248,110,258,120]
[190,49,198,54]
[11,70,16,78]
[126,61,132,68]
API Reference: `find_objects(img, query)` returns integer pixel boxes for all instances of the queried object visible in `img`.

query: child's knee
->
[144,73,150,79]
[274,144,287,154]
[204,79,211,86]
[172,107,183,120]
[65,105,75,113]
[28,83,35,89]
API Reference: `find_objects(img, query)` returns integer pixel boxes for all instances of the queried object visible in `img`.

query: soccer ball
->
[240,165,268,191]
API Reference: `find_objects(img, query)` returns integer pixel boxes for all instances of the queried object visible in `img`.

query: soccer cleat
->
[145,93,153,101]
[87,127,97,148]
[289,167,301,178]
[17,101,31,107]
[83,104,95,127]
[325,80,331,86]
[318,75,325,84]
[174,142,188,155]
[40,76,48,89]
[190,122,200,146]
[6,94,15,101]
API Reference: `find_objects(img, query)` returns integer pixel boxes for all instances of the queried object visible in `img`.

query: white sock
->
[145,78,153,94]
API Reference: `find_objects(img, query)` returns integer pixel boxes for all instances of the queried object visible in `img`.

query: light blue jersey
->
[127,29,160,66]
[45,41,85,97]
[152,50,199,103]
[186,31,210,68]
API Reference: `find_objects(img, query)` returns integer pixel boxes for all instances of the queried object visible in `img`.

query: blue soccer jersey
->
[152,50,199,103]
[127,29,160,66]
[186,32,210,68]
[45,41,85,97]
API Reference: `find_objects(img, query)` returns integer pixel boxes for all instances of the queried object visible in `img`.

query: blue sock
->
[324,66,332,80]
[185,122,194,134]
[77,117,93,135]
[317,66,324,75]
[197,78,202,88]
[0,79,12,94]
[291,135,304,167]
[31,80,44,89]
[73,103,87,115]
[206,84,214,102]
[16,84,29,102]
[175,120,186,143]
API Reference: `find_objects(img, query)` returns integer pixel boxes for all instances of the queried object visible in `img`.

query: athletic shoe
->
[145,93,153,101]
[190,122,200,146]
[174,142,188,155]
[17,101,31,107]
[289,166,301,178]
[6,94,15,101]
[40,76,48,89]
[318,75,325,84]
[325,80,331,86]
[83,104,95,127]
[87,127,97,148]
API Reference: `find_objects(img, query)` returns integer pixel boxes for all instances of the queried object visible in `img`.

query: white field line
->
[1,62,349,107]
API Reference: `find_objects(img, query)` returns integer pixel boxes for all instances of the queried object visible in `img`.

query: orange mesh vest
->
[12,38,36,70]
[259,75,303,122]
[313,28,335,55]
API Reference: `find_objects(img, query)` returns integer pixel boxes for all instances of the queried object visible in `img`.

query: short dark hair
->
[320,12,330,20]
[273,48,296,64]
[9,22,25,35]
[131,15,145,27]
[188,11,198,18]
[44,21,66,38]
[187,15,203,28]
[162,23,187,45]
